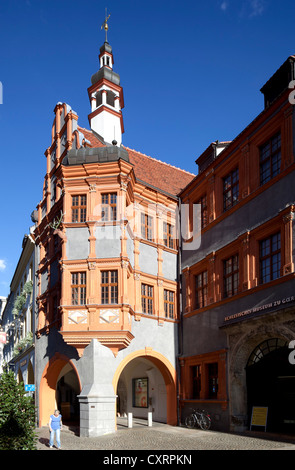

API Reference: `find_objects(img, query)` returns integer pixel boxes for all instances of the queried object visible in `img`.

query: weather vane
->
[101,8,111,43]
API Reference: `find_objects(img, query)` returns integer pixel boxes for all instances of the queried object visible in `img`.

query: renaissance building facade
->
[179,55,295,433]
[2,23,295,437]
[33,35,193,436]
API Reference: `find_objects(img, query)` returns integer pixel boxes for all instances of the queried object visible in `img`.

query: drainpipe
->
[176,197,184,427]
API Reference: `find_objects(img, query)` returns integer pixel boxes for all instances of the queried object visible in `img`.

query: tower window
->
[96,91,102,107]
[106,91,115,107]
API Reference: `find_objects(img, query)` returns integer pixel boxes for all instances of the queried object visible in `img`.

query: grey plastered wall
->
[66,227,89,260]
[181,271,295,358]
[126,230,134,268]
[182,170,295,269]
[95,225,121,258]
[162,250,177,281]
[138,243,158,276]
[35,316,178,431]
[181,169,295,359]
[35,316,178,393]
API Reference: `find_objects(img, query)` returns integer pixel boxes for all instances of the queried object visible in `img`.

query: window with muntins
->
[195,271,208,309]
[197,194,208,228]
[164,289,175,318]
[71,272,86,305]
[101,270,118,304]
[101,193,117,221]
[223,168,239,211]
[223,254,239,298]
[208,363,218,398]
[260,133,281,185]
[141,214,153,241]
[141,284,154,315]
[72,195,87,223]
[260,232,281,284]
[163,222,175,249]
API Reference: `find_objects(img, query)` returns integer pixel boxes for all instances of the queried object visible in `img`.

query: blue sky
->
[0,0,294,297]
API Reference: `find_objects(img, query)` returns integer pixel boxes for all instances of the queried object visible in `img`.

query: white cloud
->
[0,260,6,271]
[249,0,265,17]
[220,1,229,11]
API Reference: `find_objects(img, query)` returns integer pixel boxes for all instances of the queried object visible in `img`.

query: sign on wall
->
[25,384,35,392]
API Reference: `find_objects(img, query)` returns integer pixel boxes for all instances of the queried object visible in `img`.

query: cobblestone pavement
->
[36,418,295,451]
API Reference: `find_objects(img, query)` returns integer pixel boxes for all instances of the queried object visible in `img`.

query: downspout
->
[176,196,184,426]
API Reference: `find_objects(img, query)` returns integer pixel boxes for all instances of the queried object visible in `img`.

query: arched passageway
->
[39,354,81,427]
[113,350,177,426]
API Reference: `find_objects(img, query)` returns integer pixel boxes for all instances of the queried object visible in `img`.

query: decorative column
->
[157,278,164,325]
[207,171,216,223]
[87,183,97,261]
[121,260,129,305]
[133,272,141,321]
[242,232,250,290]
[183,268,191,313]
[283,208,294,275]
[208,252,216,304]
[87,261,97,306]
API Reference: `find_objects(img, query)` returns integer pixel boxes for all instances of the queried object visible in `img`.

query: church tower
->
[87,16,124,146]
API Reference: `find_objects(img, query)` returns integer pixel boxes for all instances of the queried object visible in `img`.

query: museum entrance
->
[246,338,295,433]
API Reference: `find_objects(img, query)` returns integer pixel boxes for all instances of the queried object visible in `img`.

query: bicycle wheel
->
[198,414,211,430]
[185,414,196,429]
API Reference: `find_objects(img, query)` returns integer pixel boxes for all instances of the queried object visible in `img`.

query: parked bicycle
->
[184,408,211,430]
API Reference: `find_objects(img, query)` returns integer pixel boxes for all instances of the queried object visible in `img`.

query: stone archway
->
[227,322,294,432]
[39,353,81,427]
[113,349,177,426]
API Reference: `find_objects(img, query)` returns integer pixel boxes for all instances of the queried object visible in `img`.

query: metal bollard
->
[128,412,133,428]
[148,412,152,427]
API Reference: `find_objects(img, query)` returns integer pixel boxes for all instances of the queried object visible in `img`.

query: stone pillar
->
[77,339,117,437]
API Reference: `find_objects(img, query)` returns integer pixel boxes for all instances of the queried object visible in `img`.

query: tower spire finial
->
[101,8,111,43]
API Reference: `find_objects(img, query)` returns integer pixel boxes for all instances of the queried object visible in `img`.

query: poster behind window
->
[133,378,148,408]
